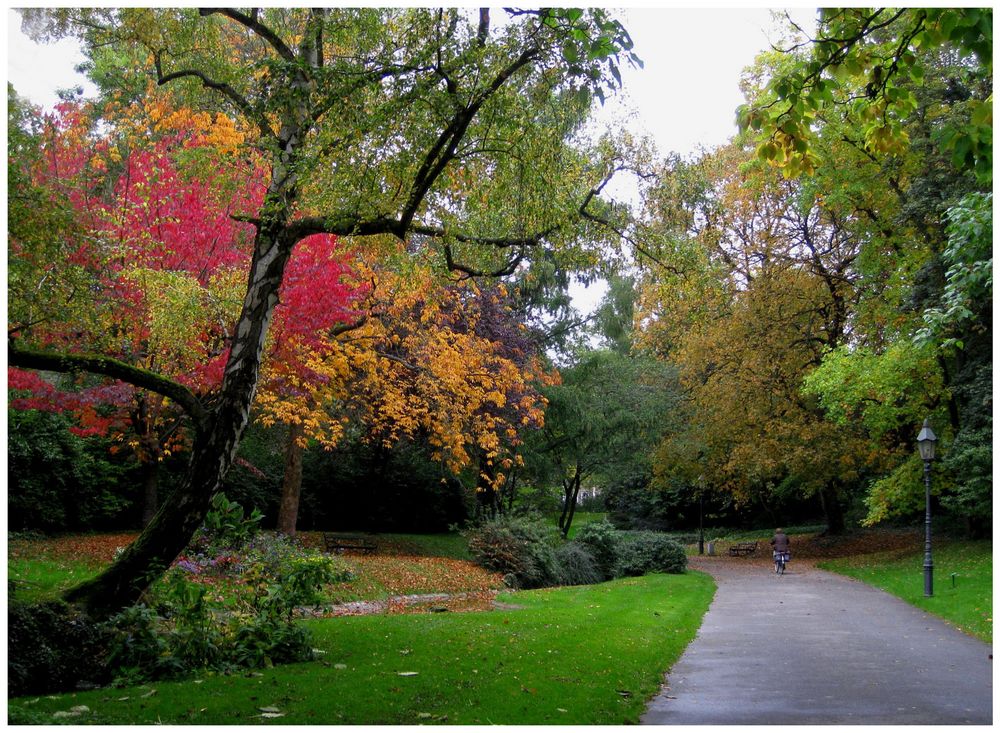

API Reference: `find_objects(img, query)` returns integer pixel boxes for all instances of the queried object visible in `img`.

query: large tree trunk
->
[818,483,846,535]
[63,222,297,617]
[276,422,305,536]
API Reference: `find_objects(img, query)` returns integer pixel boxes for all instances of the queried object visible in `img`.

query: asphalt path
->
[641,554,993,725]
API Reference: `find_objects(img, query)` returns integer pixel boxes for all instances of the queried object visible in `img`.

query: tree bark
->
[819,483,846,535]
[277,422,305,536]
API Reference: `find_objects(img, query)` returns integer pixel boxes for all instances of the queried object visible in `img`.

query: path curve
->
[642,555,992,725]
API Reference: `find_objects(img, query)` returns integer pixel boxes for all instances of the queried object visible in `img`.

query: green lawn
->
[8,572,715,725]
[8,556,102,602]
[819,539,992,642]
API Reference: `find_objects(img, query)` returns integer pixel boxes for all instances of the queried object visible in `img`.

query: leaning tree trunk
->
[63,220,298,616]
[276,422,305,536]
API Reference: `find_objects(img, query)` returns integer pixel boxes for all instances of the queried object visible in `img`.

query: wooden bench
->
[323,533,377,555]
[728,541,758,557]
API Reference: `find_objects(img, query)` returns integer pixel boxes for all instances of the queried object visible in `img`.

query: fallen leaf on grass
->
[258,706,281,713]
[333,663,348,670]
[53,706,90,719]
[258,712,285,719]
[557,708,568,713]
[141,689,157,698]
[397,671,419,677]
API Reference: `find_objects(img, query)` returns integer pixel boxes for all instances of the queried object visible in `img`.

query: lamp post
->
[916,418,937,597]
[698,475,705,556]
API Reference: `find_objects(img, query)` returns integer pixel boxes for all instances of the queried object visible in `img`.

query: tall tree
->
[10,8,638,615]
[636,142,877,533]
[739,8,992,533]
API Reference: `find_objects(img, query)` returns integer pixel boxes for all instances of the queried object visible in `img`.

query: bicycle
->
[774,551,790,575]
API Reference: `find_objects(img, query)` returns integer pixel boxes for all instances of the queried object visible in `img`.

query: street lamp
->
[916,418,937,597]
[698,475,705,556]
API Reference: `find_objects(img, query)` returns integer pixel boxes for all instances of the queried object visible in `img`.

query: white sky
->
[5,6,816,312]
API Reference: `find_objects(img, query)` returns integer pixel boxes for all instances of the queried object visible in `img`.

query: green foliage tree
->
[525,348,681,537]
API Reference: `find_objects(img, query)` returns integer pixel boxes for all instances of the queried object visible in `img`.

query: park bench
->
[323,533,377,555]
[728,541,758,557]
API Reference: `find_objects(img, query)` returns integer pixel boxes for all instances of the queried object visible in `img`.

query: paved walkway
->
[642,555,992,725]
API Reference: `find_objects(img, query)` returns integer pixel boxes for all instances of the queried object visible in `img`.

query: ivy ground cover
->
[9,572,715,725]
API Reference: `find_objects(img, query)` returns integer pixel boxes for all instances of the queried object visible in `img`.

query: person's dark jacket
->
[770,532,790,552]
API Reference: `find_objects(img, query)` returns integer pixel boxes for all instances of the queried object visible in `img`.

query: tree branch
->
[199,8,296,62]
[398,44,542,234]
[153,52,274,143]
[8,344,209,432]
[443,244,524,278]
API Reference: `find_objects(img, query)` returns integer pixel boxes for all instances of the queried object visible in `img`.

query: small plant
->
[86,523,355,689]
[197,492,264,552]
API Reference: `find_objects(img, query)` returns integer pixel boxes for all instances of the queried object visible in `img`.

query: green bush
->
[466,515,562,589]
[574,519,623,579]
[613,531,687,577]
[8,599,111,697]
[468,517,688,589]
[553,542,603,586]
[105,605,186,685]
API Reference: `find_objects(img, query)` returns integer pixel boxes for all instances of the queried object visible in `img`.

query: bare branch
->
[399,45,542,234]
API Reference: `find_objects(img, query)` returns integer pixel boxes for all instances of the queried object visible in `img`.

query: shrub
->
[613,531,687,577]
[8,600,111,697]
[105,605,186,685]
[553,542,603,586]
[466,515,562,589]
[574,519,623,580]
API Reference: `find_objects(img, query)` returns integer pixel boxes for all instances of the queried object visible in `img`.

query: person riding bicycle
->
[770,528,791,571]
